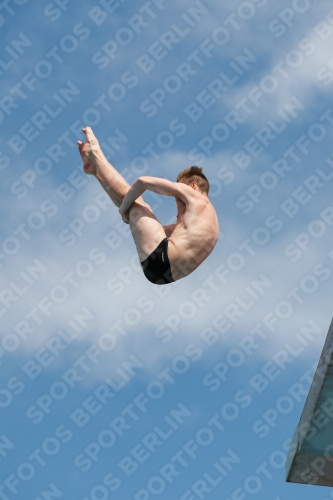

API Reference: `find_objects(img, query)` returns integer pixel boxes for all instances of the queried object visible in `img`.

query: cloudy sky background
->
[2,0,333,498]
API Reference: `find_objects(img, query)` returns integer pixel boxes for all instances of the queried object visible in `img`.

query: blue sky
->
[2,0,333,498]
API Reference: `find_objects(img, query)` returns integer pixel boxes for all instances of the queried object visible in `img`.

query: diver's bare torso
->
[167,192,220,281]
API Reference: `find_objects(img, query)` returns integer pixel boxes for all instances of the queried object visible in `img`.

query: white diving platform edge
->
[286,317,333,486]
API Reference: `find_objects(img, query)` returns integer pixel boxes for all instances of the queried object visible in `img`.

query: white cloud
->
[3,0,333,388]
[2,157,331,388]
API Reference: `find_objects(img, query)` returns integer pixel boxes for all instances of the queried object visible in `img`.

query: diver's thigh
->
[128,202,166,261]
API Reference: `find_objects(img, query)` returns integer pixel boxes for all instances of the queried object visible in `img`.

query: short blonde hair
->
[176,166,209,195]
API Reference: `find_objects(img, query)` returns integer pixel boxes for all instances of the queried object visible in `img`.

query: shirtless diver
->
[77,126,219,285]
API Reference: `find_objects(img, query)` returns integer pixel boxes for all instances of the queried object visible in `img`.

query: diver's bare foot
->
[77,127,101,175]
[78,142,95,174]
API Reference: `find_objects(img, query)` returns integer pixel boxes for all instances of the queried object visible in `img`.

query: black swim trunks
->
[140,238,175,285]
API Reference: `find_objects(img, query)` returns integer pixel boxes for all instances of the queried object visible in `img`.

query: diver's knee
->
[129,201,153,217]
[136,201,153,212]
